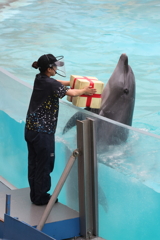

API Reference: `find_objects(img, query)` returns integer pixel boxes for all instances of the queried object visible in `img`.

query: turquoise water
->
[0,0,160,134]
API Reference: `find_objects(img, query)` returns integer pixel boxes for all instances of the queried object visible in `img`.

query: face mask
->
[49,56,66,77]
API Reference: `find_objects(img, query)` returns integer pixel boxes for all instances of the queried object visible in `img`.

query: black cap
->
[37,54,57,70]
[36,54,64,73]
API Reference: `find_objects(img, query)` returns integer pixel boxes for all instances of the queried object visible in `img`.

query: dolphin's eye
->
[124,88,129,94]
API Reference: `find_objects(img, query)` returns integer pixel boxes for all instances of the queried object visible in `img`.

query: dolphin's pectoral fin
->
[98,182,108,213]
[62,108,99,135]
[62,111,84,134]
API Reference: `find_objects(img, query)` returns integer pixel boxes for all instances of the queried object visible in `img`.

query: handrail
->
[36,149,79,231]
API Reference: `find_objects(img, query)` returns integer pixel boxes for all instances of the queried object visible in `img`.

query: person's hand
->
[83,86,97,95]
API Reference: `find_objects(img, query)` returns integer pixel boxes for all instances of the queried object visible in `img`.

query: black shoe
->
[32,195,51,206]
[33,201,49,206]
[33,197,58,205]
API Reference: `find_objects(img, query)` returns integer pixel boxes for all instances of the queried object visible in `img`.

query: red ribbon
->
[70,76,101,107]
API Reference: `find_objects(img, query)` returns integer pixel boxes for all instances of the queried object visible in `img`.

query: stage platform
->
[0,178,80,240]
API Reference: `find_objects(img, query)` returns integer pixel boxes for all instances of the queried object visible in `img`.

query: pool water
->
[0,0,160,134]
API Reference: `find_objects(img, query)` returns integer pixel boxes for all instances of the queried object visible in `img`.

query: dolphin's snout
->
[120,53,128,66]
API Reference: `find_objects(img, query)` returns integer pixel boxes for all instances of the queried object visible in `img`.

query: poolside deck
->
[0,187,79,225]
[0,178,80,239]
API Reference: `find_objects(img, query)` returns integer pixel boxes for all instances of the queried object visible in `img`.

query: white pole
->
[36,149,79,231]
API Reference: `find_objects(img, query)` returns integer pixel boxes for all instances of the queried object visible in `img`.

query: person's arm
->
[66,86,96,97]
[57,80,70,86]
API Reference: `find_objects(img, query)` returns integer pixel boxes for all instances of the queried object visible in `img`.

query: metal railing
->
[37,118,104,239]
[36,149,79,231]
[77,118,98,238]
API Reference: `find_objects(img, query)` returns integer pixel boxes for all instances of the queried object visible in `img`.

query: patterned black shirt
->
[25,73,67,134]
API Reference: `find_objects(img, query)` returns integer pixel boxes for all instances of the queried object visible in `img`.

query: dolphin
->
[99,53,135,125]
[62,53,135,212]
[63,53,136,147]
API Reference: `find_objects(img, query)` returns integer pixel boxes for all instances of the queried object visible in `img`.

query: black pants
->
[25,129,55,205]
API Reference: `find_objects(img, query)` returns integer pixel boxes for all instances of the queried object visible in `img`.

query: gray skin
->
[100,53,135,125]
[97,53,136,148]
[63,53,136,148]
[63,54,135,211]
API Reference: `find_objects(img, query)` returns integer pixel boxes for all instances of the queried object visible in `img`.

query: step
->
[0,187,80,240]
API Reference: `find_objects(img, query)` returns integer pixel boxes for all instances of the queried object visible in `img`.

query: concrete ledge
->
[0,176,17,191]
